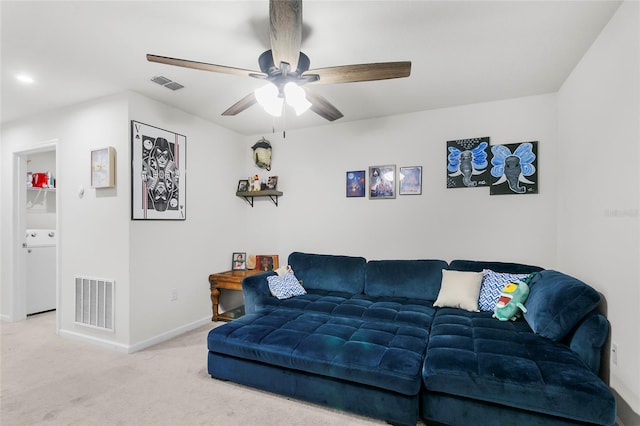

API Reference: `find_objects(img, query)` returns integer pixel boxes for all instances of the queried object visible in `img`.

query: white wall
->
[243,94,558,268]
[557,1,640,415]
[1,93,131,346]
[127,93,246,348]
[1,92,247,351]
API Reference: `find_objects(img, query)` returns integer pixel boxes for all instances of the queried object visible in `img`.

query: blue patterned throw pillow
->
[267,272,306,300]
[478,269,528,311]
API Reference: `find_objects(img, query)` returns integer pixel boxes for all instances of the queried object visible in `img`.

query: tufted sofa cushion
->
[423,308,616,425]
[208,308,430,396]
[259,289,437,328]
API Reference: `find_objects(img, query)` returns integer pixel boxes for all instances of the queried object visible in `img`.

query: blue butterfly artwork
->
[446,137,490,188]
[490,142,538,195]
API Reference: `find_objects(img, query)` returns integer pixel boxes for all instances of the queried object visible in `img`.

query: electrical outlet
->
[611,343,618,365]
[170,288,178,301]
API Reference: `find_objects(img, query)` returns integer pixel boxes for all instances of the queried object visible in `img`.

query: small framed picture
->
[91,146,116,188]
[237,179,249,193]
[255,255,279,272]
[267,176,278,190]
[399,166,422,195]
[346,170,366,197]
[232,252,247,270]
[369,165,396,199]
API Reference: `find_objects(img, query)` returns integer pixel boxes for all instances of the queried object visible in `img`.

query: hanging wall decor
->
[446,137,490,188]
[490,141,538,195]
[131,121,186,220]
[399,166,422,195]
[91,146,116,188]
[346,170,366,197]
[252,137,272,171]
[369,165,396,199]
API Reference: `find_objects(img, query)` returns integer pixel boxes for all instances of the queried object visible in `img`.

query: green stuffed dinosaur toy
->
[492,273,536,321]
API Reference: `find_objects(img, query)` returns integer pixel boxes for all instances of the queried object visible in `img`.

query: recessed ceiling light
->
[16,74,35,84]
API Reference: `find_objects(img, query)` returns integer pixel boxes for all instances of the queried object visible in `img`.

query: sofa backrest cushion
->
[288,252,366,294]
[365,259,448,301]
[449,259,544,274]
[524,270,601,341]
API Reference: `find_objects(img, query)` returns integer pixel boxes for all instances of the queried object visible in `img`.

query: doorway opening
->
[11,142,59,330]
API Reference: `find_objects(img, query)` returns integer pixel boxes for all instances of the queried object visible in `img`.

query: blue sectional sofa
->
[207,252,616,425]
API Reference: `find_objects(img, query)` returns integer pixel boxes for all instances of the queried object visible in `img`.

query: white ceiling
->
[1,1,621,136]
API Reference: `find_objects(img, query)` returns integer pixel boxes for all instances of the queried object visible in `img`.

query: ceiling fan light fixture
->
[255,82,283,117]
[284,82,311,116]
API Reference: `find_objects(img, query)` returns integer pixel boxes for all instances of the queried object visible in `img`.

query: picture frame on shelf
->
[346,170,366,198]
[399,166,422,195]
[91,146,116,188]
[267,176,278,190]
[131,121,186,220]
[369,165,396,199]
[232,252,247,270]
[237,179,249,192]
[255,255,279,272]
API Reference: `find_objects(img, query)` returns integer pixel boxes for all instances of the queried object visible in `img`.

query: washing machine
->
[24,229,57,315]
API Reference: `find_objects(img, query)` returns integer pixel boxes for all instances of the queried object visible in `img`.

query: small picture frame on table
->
[255,255,279,272]
[232,252,247,270]
[399,166,422,195]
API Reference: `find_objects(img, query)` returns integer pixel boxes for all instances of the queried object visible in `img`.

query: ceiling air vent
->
[151,76,184,91]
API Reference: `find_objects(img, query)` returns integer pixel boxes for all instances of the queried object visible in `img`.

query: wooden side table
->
[208,269,264,321]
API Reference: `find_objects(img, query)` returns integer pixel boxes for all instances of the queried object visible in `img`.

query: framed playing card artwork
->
[131,121,186,220]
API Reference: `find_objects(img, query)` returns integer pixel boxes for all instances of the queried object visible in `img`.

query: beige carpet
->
[1,312,391,425]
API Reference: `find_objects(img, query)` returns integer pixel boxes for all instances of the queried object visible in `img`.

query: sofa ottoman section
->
[208,309,430,396]
[208,308,430,425]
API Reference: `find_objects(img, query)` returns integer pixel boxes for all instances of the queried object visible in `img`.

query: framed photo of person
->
[255,255,279,272]
[267,176,278,190]
[232,252,247,270]
[237,179,249,193]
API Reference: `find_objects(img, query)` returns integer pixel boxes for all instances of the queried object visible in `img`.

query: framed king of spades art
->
[131,121,186,220]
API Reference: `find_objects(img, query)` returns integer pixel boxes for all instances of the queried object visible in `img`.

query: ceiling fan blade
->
[147,54,263,78]
[269,0,302,71]
[307,61,412,84]
[304,88,343,122]
[222,93,257,116]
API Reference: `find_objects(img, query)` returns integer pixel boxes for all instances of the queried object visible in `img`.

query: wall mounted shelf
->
[236,190,283,207]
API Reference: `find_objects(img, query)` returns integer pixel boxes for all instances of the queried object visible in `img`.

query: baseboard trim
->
[127,316,212,353]
[58,328,130,353]
[0,314,11,322]
[59,316,212,354]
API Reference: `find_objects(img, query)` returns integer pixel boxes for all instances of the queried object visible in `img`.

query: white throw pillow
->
[433,270,483,312]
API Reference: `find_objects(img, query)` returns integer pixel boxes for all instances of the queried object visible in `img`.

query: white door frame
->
[10,141,60,331]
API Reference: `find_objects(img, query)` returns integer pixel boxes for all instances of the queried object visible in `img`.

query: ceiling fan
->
[147,0,411,122]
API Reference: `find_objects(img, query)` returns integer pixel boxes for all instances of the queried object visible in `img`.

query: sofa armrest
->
[242,271,276,314]
[566,310,609,375]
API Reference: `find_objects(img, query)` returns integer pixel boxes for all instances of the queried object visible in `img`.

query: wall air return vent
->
[75,276,114,332]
